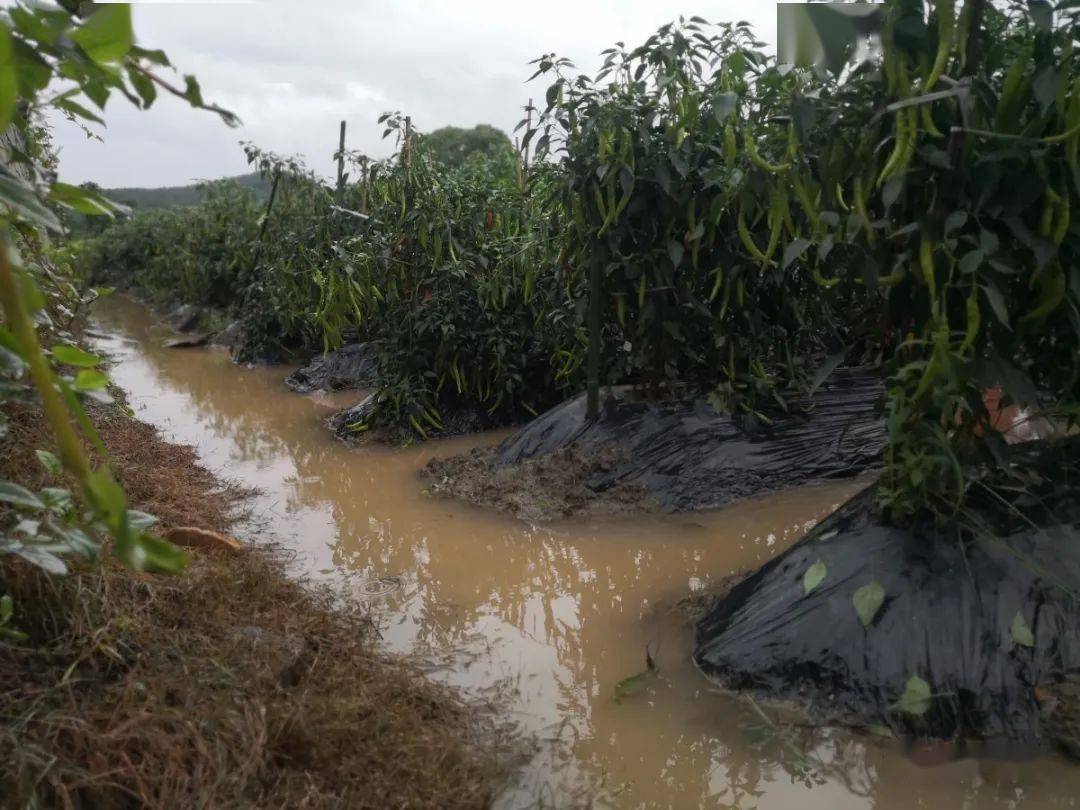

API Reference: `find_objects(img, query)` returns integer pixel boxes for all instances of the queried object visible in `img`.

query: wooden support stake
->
[360,161,369,215]
[335,119,346,205]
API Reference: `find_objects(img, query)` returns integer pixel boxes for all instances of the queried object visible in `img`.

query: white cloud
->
[51,0,779,188]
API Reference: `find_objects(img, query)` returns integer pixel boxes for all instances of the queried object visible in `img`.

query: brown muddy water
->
[89,295,1080,809]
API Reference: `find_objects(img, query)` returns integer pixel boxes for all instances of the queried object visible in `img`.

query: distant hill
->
[103,172,272,210]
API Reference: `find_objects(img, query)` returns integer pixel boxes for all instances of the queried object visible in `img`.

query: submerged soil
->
[0,399,511,807]
[424,443,653,521]
[60,294,1080,809]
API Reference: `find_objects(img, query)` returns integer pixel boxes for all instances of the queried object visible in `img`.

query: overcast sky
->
[51,1,779,189]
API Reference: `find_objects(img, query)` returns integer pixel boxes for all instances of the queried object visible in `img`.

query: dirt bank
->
[0,399,513,808]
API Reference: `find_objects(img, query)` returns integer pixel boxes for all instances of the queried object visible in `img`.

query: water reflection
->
[89,295,1080,809]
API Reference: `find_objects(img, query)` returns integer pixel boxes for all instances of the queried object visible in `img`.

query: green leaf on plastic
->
[803,560,827,594]
[35,449,61,475]
[69,4,134,64]
[0,481,44,509]
[892,675,932,716]
[1011,611,1035,648]
[50,344,101,368]
[853,581,885,628]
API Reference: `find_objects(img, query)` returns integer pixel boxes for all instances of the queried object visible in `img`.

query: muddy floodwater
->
[90,296,1080,809]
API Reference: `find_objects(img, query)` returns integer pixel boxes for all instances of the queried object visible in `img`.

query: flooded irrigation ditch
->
[89,295,1080,809]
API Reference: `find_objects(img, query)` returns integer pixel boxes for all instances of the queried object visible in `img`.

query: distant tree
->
[423,125,515,170]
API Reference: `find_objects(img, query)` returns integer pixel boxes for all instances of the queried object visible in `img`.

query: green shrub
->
[81,180,260,307]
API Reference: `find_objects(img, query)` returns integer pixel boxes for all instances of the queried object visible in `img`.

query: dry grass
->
[0,400,513,809]
[1,398,241,533]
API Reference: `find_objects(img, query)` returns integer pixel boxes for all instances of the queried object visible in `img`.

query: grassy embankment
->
[0,395,513,808]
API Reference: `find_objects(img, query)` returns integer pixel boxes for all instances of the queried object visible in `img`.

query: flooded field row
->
[90,296,1080,809]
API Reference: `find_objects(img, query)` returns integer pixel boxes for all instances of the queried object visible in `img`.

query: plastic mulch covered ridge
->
[694,437,1080,744]
[492,367,886,512]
